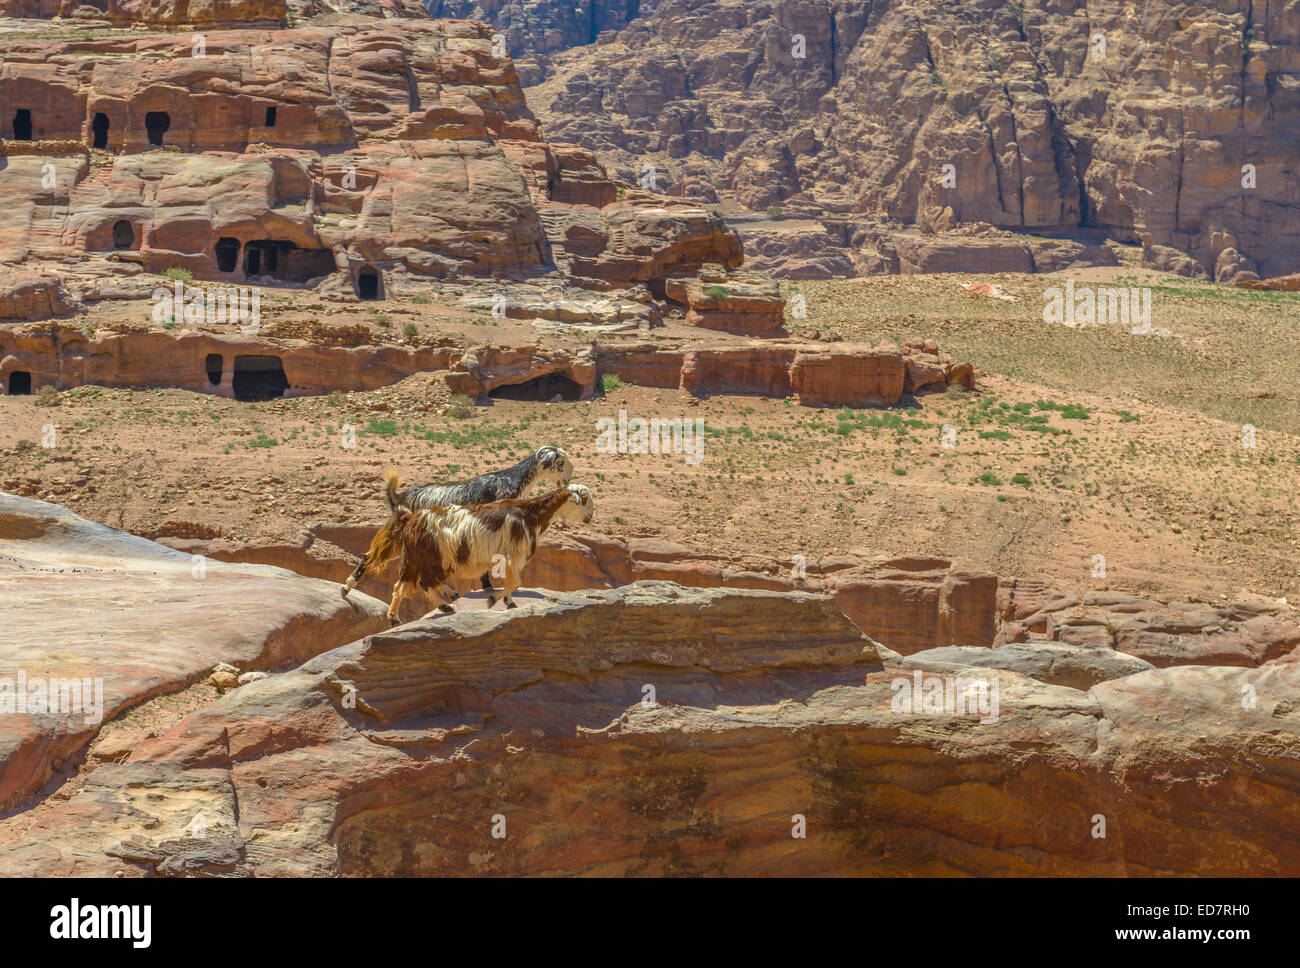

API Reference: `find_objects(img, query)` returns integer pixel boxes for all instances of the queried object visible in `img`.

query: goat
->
[343,484,595,625]
[342,445,573,598]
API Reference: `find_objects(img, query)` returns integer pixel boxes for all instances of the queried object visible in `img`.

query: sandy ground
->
[1,360,1295,605]
[2,268,1297,607]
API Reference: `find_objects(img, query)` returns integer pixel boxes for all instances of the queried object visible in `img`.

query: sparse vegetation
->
[446,394,475,419]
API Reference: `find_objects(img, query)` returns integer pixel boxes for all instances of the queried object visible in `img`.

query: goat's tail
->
[341,514,407,600]
[383,468,407,515]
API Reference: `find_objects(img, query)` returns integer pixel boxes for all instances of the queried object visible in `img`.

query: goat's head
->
[534,445,574,486]
[557,483,595,524]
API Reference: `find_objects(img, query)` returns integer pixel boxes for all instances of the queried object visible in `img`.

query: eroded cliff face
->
[1,578,1296,877]
[502,0,1299,279]
[0,16,743,306]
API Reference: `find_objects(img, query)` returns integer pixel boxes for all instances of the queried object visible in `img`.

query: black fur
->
[387,448,563,513]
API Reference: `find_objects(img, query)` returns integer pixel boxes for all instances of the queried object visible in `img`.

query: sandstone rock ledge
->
[2,581,1296,877]
[0,492,389,811]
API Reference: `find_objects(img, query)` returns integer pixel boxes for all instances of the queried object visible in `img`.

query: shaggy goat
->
[342,445,573,596]
[343,483,595,624]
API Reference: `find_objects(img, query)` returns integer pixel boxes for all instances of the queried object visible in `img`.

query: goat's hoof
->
[438,604,455,615]
[448,592,460,601]
[340,586,351,600]
[388,616,400,627]
[505,600,517,609]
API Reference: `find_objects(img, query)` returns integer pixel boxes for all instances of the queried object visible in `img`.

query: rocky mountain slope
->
[460,0,1299,281]
[0,10,751,320]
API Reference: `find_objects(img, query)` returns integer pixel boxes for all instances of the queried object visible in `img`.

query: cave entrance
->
[265,106,277,127]
[145,111,169,147]
[215,237,240,272]
[12,109,32,141]
[112,219,134,250]
[205,353,223,386]
[8,371,32,395]
[92,113,109,149]
[231,355,288,402]
[243,240,335,282]
[357,267,381,300]
[489,372,583,402]
[244,240,276,276]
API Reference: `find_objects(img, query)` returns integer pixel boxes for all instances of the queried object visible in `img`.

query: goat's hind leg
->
[387,580,411,626]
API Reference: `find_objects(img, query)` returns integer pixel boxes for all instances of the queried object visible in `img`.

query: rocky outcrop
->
[0,0,286,23]
[665,268,786,336]
[155,526,1300,671]
[669,337,975,404]
[729,217,1125,279]
[2,580,1296,876]
[999,590,1300,669]
[523,0,1300,279]
[0,19,742,307]
[0,320,975,405]
[0,493,389,810]
[0,272,81,322]
[429,0,640,58]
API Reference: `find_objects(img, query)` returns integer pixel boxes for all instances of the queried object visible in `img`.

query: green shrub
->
[163,267,193,282]
[446,394,475,419]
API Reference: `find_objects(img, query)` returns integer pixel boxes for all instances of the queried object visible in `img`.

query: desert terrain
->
[0,0,1297,879]
[4,268,1297,603]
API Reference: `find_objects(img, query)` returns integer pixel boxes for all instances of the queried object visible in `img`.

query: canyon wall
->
[490,0,1300,280]
[0,18,742,301]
